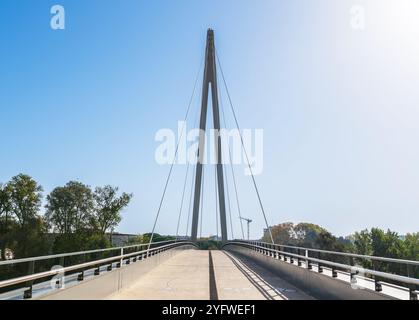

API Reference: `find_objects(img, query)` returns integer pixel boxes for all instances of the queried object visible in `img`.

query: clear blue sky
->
[1,0,419,239]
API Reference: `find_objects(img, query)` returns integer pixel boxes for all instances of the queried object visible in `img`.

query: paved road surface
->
[108,250,313,300]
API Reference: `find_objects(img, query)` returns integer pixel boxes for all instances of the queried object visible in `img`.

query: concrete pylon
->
[190,29,228,243]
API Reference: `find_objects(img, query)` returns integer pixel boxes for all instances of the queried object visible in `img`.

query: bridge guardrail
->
[0,239,176,266]
[223,240,419,300]
[0,240,196,299]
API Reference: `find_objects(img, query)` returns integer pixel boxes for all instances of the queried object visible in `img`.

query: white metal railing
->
[0,240,197,299]
[249,240,419,266]
[224,240,419,300]
[0,239,176,266]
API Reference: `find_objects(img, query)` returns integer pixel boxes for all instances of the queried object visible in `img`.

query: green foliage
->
[0,183,12,218]
[197,240,221,250]
[353,229,373,255]
[45,182,133,253]
[404,233,419,261]
[45,181,95,234]
[129,233,175,244]
[7,174,43,228]
[93,185,132,234]
[52,232,111,254]
[264,222,294,244]
[1,174,132,260]
[264,222,418,276]
[294,223,328,248]
[350,228,418,275]
[264,222,334,249]
[0,183,13,260]
[371,228,404,258]
[0,175,45,259]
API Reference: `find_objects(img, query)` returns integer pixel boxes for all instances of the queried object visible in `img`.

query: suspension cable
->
[148,59,203,250]
[219,76,245,240]
[199,166,205,239]
[185,162,196,237]
[224,168,235,240]
[175,162,190,241]
[216,51,274,244]
[181,84,202,239]
[218,81,235,240]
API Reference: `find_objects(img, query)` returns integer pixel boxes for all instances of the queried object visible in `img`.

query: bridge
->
[0,29,418,301]
[0,239,418,300]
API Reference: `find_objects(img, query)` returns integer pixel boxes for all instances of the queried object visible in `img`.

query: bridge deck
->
[108,250,313,300]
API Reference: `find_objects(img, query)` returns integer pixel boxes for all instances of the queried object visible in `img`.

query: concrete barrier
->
[225,245,394,300]
[39,246,196,300]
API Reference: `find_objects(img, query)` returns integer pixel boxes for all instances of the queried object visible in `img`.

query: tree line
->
[263,222,418,276]
[0,174,132,259]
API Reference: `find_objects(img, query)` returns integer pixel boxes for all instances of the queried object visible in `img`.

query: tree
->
[264,222,294,244]
[45,181,94,234]
[0,183,12,221]
[264,222,332,248]
[93,186,132,235]
[353,229,373,256]
[315,231,339,250]
[7,174,43,228]
[404,233,419,261]
[294,223,327,248]
[127,233,175,245]
[404,233,419,278]
[0,183,12,259]
[3,174,46,258]
[370,228,404,259]
[51,230,110,254]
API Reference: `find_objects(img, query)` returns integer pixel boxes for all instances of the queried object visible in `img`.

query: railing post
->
[297,249,302,267]
[306,250,312,270]
[374,278,382,292]
[332,268,338,278]
[141,245,146,259]
[317,251,323,273]
[118,247,123,268]
[410,287,418,301]
[350,269,358,285]
[23,261,35,299]
[373,261,382,292]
